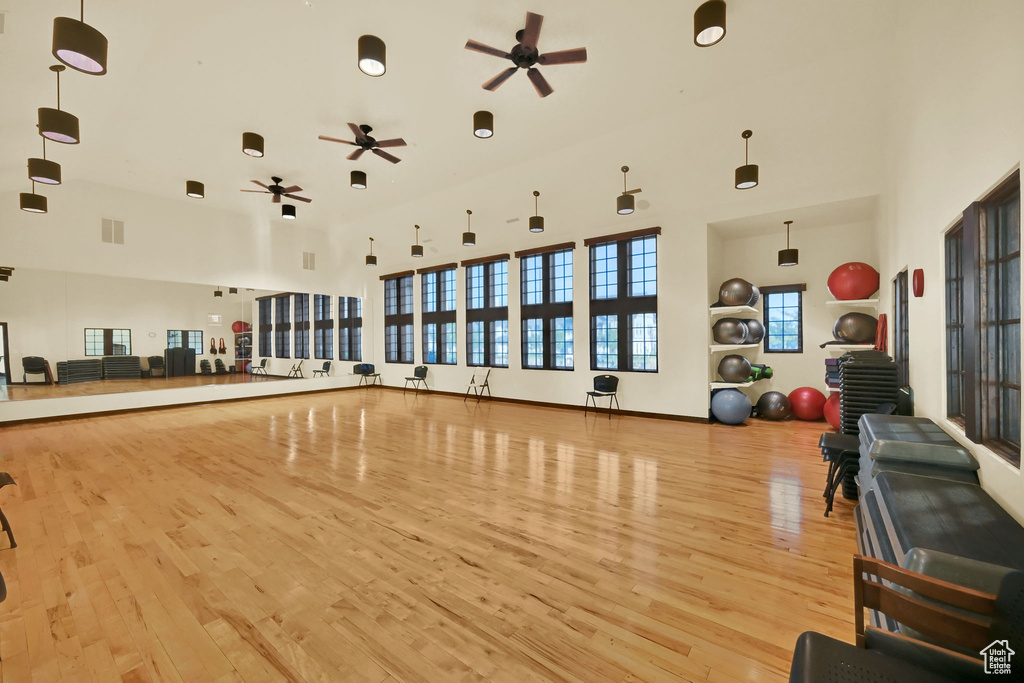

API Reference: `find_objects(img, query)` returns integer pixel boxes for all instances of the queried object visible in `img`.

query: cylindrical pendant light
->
[411,224,424,257]
[242,132,264,157]
[52,1,108,75]
[28,139,61,185]
[530,190,544,232]
[186,180,204,199]
[214,287,223,298]
[358,35,386,77]
[365,237,377,266]
[462,209,476,246]
[39,65,80,144]
[350,170,367,189]
[778,220,798,266]
[20,181,48,214]
[473,110,494,139]
[735,130,758,189]
[282,204,296,220]
[694,0,727,47]
[617,166,641,214]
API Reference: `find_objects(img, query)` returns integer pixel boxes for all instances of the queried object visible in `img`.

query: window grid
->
[338,296,362,361]
[631,313,658,371]
[590,243,618,300]
[945,226,965,423]
[551,250,573,303]
[313,294,333,360]
[628,237,657,297]
[465,260,509,367]
[294,293,310,360]
[422,268,457,365]
[423,324,438,364]
[491,320,508,367]
[258,299,272,357]
[274,295,291,358]
[592,315,618,370]
[588,235,657,372]
[84,328,132,356]
[422,272,438,313]
[764,291,803,353]
[523,319,544,368]
[520,249,574,370]
[467,265,485,310]
[167,330,203,355]
[85,328,104,356]
[522,256,543,306]
[467,321,485,366]
[384,276,414,363]
[552,317,574,370]
[443,322,457,364]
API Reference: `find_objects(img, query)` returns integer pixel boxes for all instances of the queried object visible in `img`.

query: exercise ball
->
[833,312,878,343]
[719,278,756,306]
[749,285,760,307]
[756,391,791,420]
[718,354,752,383]
[711,389,752,425]
[827,262,880,300]
[712,318,749,344]
[823,392,841,430]
[231,320,251,333]
[789,387,827,421]
[742,319,765,344]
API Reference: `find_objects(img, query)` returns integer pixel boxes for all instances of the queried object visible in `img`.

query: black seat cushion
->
[788,632,959,683]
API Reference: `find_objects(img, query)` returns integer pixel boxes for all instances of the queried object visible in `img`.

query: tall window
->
[586,230,659,372]
[84,328,131,356]
[893,271,910,387]
[274,295,291,358]
[384,274,414,363]
[338,297,362,361]
[945,224,965,424]
[954,170,1021,465]
[517,244,574,370]
[313,295,333,360]
[258,298,272,357]
[421,266,457,364]
[293,293,310,359]
[761,284,805,353]
[464,256,509,367]
[167,330,203,355]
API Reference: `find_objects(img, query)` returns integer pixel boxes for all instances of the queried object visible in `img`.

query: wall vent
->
[302,251,316,270]
[101,218,125,245]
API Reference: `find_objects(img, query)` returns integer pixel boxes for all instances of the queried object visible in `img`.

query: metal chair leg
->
[0,507,16,549]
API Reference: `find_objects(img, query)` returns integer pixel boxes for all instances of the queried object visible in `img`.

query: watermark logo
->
[981,640,1015,675]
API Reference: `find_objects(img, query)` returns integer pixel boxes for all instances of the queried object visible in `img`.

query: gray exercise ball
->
[833,312,878,343]
[711,389,752,425]
[718,354,752,383]
[718,278,756,307]
[712,318,749,344]
[742,319,765,344]
[748,286,760,307]
[756,391,792,420]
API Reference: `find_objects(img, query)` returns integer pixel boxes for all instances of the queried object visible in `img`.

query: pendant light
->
[186,180,204,198]
[229,287,238,294]
[20,181,48,214]
[28,139,61,185]
[617,166,642,215]
[39,65,80,144]
[462,210,476,246]
[214,287,223,298]
[242,132,264,157]
[52,0,108,75]
[365,237,377,266]
[350,170,367,189]
[282,204,296,220]
[694,0,727,47]
[778,220,798,266]
[358,35,386,77]
[473,111,494,139]
[735,130,758,189]
[530,191,544,233]
[411,224,424,257]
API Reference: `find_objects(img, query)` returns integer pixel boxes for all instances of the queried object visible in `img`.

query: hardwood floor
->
[0,390,858,682]
[0,374,288,402]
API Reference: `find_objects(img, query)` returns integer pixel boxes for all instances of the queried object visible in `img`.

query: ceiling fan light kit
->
[358,35,386,77]
[530,190,544,232]
[411,224,424,257]
[20,182,48,214]
[735,129,759,189]
[28,157,62,185]
[242,132,264,157]
[52,6,108,75]
[694,0,727,47]
[366,237,377,266]
[350,170,367,189]
[778,220,798,266]
[186,180,205,198]
[473,110,494,138]
[39,65,80,144]
[462,209,476,246]
[617,166,642,215]
[282,204,296,219]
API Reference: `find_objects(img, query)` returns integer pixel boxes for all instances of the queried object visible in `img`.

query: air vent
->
[506,217,520,224]
[101,218,125,245]
[303,251,316,270]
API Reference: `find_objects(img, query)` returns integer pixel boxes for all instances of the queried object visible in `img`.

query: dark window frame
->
[893,270,910,387]
[519,248,574,371]
[258,298,273,357]
[945,223,965,426]
[84,328,132,356]
[293,293,310,360]
[313,294,333,360]
[384,274,415,364]
[338,297,362,361]
[274,295,291,358]
[167,329,203,355]
[422,268,457,365]
[463,257,509,368]
[761,284,806,354]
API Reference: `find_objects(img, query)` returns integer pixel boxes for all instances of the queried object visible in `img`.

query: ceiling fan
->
[240,177,311,203]
[465,11,587,98]
[318,123,407,164]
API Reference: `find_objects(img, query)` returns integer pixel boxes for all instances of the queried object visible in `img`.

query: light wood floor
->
[0,390,857,682]
[0,373,287,402]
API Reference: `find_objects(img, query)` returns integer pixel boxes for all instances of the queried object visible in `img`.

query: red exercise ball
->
[231,320,251,333]
[827,262,880,300]
[788,386,827,421]
[823,392,841,429]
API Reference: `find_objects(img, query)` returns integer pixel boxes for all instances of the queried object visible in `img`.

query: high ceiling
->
[0,0,895,262]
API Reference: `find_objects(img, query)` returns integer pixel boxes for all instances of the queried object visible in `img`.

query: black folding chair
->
[0,472,17,549]
[313,361,331,377]
[288,360,304,378]
[404,366,428,394]
[354,363,381,387]
[251,358,269,376]
[465,368,491,402]
[585,375,620,419]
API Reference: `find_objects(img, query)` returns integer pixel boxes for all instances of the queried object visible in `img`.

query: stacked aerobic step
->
[839,350,899,436]
[102,355,142,379]
[824,357,840,391]
[56,359,103,384]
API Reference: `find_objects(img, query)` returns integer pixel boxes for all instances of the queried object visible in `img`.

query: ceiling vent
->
[302,251,316,271]
[101,218,124,244]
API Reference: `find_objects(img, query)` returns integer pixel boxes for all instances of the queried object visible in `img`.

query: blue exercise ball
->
[711,389,752,425]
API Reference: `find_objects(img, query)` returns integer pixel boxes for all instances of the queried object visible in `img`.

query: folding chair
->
[288,360,304,378]
[464,368,491,402]
[313,361,331,377]
[585,375,620,419]
[0,472,16,549]
[404,366,428,394]
[354,363,382,387]
[251,358,269,376]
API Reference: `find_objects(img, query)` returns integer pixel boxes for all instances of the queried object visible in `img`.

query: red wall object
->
[913,268,924,297]
[231,320,251,333]
[823,392,841,430]
[827,262,880,300]
[788,386,827,421]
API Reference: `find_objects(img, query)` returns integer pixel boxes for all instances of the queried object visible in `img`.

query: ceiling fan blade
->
[240,189,271,193]
[483,66,518,91]
[539,47,588,65]
[318,135,358,146]
[284,194,312,203]
[374,138,407,148]
[250,180,271,189]
[372,148,402,164]
[527,67,554,97]
[279,185,302,194]
[465,40,511,59]
[348,122,367,142]
[272,194,281,203]
[520,12,544,51]
[347,148,366,161]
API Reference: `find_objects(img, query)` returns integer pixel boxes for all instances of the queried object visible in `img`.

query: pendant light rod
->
[369,236,374,254]
[622,166,628,193]
[534,190,540,215]
[785,220,792,248]
[42,137,47,159]
[415,224,420,246]
[53,64,64,109]
[467,209,472,227]
[80,0,84,21]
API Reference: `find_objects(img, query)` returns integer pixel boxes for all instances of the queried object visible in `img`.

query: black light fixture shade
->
[735,130,758,189]
[52,15,108,75]
[411,224,424,257]
[473,110,494,139]
[214,288,223,298]
[20,191,48,214]
[617,166,641,214]
[366,237,377,266]
[778,220,798,266]
[282,204,296,220]
[242,132,264,157]
[350,170,367,189]
[462,210,476,246]
[694,0,727,47]
[186,180,205,198]
[38,107,80,144]
[28,158,61,185]
[229,287,238,294]
[358,35,386,77]
[530,190,544,232]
